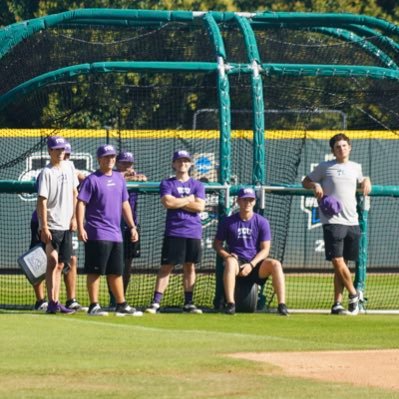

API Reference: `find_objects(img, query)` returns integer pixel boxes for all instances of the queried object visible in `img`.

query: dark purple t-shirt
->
[215,212,271,262]
[78,170,128,242]
[160,177,205,239]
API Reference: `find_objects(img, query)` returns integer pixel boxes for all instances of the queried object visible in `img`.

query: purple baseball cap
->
[173,150,192,162]
[97,144,116,158]
[47,136,67,150]
[64,142,72,154]
[318,195,342,216]
[238,188,256,199]
[116,151,134,163]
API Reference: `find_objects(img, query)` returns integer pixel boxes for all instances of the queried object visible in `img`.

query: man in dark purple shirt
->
[214,188,288,315]
[108,151,147,308]
[145,150,205,314]
[77,144,142,317]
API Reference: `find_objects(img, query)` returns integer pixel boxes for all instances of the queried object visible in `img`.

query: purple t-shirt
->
[160,177,205,239]
[215,212,271,262]
[78,170,128,242]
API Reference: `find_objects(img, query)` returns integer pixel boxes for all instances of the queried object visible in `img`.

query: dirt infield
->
[229,349,399,391]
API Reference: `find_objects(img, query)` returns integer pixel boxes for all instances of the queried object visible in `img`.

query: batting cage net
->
[0,10,399,311]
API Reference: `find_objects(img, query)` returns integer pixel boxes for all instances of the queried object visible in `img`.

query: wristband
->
[249,262,254,269]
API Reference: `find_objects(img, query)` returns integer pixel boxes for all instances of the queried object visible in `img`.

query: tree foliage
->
[1,0,398,27]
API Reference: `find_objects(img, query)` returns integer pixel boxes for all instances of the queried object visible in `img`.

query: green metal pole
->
[355,195,370,312]
[203,13,231,310]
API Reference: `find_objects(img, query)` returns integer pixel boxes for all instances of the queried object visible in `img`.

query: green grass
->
[0,312,398,398]
[1,273,399,310]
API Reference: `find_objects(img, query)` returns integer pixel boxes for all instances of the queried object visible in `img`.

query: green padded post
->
[235,16,267,310]
[234,16,266,188]
[203,13,231,310]
[355,196,370,311]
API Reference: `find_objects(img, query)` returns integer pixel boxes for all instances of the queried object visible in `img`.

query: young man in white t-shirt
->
[302,133,371,315]
[37,136,79,314]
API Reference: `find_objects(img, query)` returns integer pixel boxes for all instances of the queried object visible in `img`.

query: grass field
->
[2,272,399,311]
[0,311,398,398]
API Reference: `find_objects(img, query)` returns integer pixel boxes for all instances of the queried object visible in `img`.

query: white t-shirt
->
[308,160,364,226]
[38,160,78,230]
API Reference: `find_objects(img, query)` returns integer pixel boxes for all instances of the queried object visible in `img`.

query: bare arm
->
[76,172,86,183]
[124,171,148,182]
[122,201,138,242]
[70,187,78,231]
[302,176,323,200]
[213,239,233,261]
[37,196,51,244]
[360,176,372,196]
[182,197,205,213]
[76,200,87,242]
[239,241,271,277]
[161,194,195,209]
[213,238,271,277]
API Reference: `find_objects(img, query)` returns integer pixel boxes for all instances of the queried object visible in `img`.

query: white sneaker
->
[66,299,88,312]
[88,304,109,316]
[34,300,48,312]
[348,293,359,316]
[183,303,203,314]
[145,303,160,314]
[357,290,367,314]
[115,304,143,317]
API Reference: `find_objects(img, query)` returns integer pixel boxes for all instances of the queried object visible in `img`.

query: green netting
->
[0,9,399,311]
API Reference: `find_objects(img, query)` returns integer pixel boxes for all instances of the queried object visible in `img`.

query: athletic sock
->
[184,291,193,305]
[153,291,163,304]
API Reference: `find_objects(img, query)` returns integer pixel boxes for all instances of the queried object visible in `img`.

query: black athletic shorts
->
[84,240,124,275]
[323,224,361,261]
[161,236,202,266]
[47,230,73,264]
[123,227,141,259]
[236,258,267,286]
[30,220,44,250]
[30,221,75,273]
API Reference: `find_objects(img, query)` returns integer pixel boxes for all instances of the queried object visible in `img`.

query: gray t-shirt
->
[308,160,364,226]
[38,160,78,230]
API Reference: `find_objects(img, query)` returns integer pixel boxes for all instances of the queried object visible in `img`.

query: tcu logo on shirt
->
[237,227,252,239]
[177,187,191,196]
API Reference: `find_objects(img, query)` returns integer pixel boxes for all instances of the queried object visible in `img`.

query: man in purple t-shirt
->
[77,144,142,317]
[145,150,205,314]
[213,188,288,315]
[108,150,147,307]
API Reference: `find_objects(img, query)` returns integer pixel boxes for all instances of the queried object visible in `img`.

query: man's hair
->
[329,133,351,149]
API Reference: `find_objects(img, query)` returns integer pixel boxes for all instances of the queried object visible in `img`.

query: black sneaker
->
[331,302,347,315]
[65,298,82,311]
[34,299,48,312]
[277,303,289,316]
[145,303,160,314]
[183,302,203,314]
[225,303,236,315]
[348,293,360,316]
[115,303,143,317]
[88,303,109,316]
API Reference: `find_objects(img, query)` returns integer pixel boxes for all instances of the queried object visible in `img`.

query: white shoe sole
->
[88,312,109,316]
[184,309,203,314]
[145,308,159,314]
[347,309,359,316]
[116,311,143,317]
